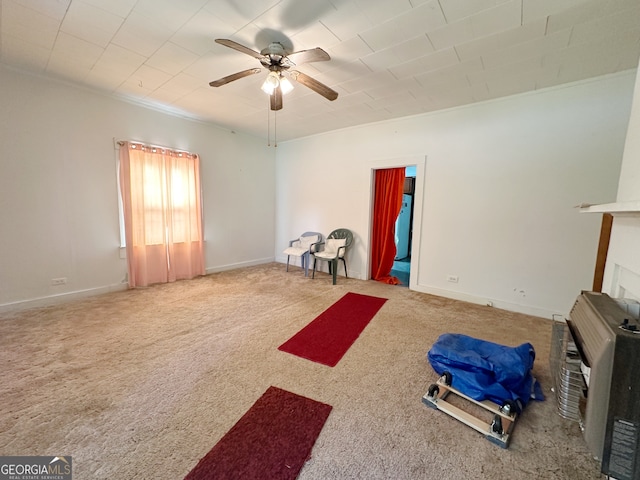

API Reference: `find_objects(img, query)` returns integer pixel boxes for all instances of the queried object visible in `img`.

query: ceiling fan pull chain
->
[274,109,277,148]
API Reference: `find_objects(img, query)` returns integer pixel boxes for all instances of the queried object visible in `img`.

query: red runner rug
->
[278,292,388,367]
[184,386,332,480]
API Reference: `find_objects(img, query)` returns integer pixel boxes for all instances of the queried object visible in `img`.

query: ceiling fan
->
[209,39,338,111]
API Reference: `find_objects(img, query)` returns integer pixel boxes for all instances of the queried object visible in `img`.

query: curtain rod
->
[115,139,195,155]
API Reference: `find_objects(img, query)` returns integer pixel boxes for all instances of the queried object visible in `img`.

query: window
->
[118,142,205,287]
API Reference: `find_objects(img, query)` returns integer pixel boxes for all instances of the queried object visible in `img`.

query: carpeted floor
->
[0,263,603,479]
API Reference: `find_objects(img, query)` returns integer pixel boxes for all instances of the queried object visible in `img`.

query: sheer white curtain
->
[119,142,205,287]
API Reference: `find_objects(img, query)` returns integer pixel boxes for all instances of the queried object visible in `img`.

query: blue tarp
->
[427,333,544,409]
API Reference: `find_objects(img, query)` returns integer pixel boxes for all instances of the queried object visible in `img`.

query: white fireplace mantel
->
[578,200,640,216]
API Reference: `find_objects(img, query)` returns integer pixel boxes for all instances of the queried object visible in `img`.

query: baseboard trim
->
[0,283,129,314]
[205,257,274,274]
[2,263,561,320]
[410,283,561,319]
[1,259,276,314]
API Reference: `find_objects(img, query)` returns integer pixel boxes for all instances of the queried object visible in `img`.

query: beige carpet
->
[0,263,603,479]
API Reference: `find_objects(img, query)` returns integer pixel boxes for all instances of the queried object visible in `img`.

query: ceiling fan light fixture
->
[261,71,294,96]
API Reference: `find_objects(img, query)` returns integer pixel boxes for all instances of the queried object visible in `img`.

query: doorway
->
[391,166,415,286]
[366,155,426,290]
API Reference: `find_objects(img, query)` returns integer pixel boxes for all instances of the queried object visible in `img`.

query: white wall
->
[275,71,636,318]
[602,61,640,301]
[0,66,275,310]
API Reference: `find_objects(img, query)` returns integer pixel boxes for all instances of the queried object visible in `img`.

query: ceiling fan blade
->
[286,47,330,66]
[215,39,264,60]
[290,71,338,101]
[209,68,262,87]
[270,87,283,111]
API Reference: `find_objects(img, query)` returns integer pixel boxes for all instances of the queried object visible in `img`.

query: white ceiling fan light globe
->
[261,72,280,95]
[279,76,294,95]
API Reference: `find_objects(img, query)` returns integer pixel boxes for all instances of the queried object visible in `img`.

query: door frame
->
[365,155,426,290]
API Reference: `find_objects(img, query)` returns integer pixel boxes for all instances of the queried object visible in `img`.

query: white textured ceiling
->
[1,0,639,141]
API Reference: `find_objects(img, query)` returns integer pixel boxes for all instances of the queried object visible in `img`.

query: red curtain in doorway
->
[371,168,405,284]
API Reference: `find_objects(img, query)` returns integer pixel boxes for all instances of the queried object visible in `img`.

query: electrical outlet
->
[447,275,459,283]
[51,277,67,286]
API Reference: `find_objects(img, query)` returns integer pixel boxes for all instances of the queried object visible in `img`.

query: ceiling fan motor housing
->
[260,42,289,68]
[260,42,287,57]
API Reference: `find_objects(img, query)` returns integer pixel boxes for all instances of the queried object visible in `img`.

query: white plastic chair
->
[283,231,322,276]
